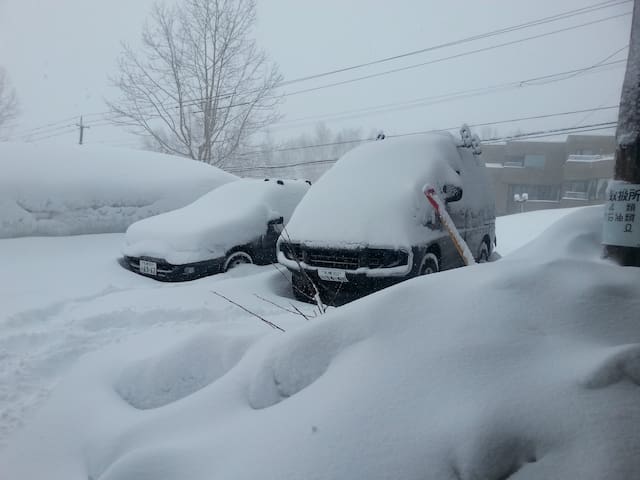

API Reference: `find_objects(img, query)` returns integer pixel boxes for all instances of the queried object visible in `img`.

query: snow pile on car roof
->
[0,142,237,238]
[284,133,467,248]
[123,178,310,264]
[4,206,640,479]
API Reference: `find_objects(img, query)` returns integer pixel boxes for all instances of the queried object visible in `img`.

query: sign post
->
[603,0,640,265]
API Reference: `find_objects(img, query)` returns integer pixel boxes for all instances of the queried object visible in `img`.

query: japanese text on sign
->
[602,181,640,247]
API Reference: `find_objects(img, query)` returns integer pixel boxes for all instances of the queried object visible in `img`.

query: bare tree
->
[0,67,19,136]
[107,0,282,167]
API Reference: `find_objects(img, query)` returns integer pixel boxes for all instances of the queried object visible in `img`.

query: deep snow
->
[0,208,564,449]
[0,233,318,450]
[0,142,236,238]
[494,207,581,256]
[2,206,639,480]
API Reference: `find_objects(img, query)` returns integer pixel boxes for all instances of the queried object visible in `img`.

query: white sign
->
[602,181,640,247]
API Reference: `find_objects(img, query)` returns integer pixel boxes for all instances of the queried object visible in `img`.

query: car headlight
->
[280,242,301,261]
[381,250,409,267]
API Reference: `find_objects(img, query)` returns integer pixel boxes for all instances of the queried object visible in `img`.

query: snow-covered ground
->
[0,142,236,238]
[495,207,581,256]
[0,233,317,450]
[0,208,559,450]
[3,206,639,479]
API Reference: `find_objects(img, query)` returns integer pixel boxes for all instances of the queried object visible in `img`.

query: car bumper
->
[122,255,225,282]
[291,268,411,305]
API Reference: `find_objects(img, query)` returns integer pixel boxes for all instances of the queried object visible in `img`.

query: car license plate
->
[139,259,157,276]
[318,268,348,283]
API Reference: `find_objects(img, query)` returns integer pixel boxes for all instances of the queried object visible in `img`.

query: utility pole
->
[76,116,90,145]
[603,0,640,266]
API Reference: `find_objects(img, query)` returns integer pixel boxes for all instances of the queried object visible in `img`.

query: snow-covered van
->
[122,178,311,281]
[277,129,496,304]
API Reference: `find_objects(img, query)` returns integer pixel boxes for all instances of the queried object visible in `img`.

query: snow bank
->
[123,178,310,264]
[4,206,640,479]
[0,142,237,238]
[116,330,260,410]
[495,207,582,257]
[284,133,466,248]
[0,231,309,450]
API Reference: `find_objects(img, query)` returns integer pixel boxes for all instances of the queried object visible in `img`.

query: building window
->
[509,184,560,201]
[596,179,609,200]
[562,179,610,201]
[524,154,546,169]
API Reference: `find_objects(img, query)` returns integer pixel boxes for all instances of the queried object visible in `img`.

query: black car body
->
[122,178,310,281]
[277,131,496,304]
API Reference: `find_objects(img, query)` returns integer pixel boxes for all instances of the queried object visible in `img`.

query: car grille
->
[305,248,360,270]
[281,244,408,270]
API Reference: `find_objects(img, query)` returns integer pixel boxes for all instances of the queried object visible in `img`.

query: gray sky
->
[0,0,632,147]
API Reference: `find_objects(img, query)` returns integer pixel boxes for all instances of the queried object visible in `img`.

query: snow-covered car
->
[277,129,496,304]
[0,142,238,238]
[122,178,311,281]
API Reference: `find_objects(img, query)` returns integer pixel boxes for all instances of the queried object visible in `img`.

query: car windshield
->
[1,1,639,479]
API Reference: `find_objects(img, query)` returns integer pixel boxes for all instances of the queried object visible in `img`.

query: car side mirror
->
[443,185,462,203]
[267,216,284,233]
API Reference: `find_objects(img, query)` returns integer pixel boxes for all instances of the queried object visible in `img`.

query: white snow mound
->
[3,206,640,480]
[116,330,261,410]
[0,142,237,238]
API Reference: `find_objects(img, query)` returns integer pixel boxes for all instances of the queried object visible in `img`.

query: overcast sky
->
[0,0,632,147]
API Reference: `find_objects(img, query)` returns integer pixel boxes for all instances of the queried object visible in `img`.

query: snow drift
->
[3,206,640,480]
[0,142,237,238]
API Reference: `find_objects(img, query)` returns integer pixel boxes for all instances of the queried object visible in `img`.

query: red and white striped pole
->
[424,186,476,266]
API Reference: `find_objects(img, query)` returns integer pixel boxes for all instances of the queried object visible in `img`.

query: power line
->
[20,78,622,145]
[269,55,626,130]
[276,0,632,86]
[227,122,618,174]
[234,105,619,158]
[194,37,628,126]
[393,109,619,139]
[189,3,632,109]
[276,11,631,100]
[17,122,78,140]
[521,44,629,86]
[25,127,79,143]
[23,120,115,143]
[12,115,82,138]
[226,157,340,173]
[126,1,632,116]
[14,0,631,138]
[481,121,617,143]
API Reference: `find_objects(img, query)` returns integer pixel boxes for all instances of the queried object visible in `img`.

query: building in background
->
[483,135,615,215]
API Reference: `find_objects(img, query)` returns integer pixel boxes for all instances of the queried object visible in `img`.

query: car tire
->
[420,253,439,275]
[223,251,253,271]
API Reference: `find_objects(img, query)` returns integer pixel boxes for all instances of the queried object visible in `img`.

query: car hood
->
[123,179,309,264]
[285,134,464,249]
